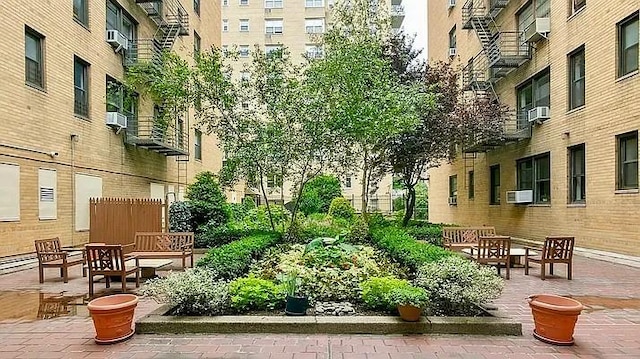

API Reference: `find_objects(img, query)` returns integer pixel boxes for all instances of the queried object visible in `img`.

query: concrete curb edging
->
[135,305,522,336]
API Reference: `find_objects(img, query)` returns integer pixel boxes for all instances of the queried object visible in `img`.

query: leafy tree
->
[296,175,342,215]
[185,171,230,230]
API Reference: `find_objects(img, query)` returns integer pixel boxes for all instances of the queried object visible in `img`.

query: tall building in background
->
[427,1,639,255]
[0,0,223,258]
[222,0,406,213]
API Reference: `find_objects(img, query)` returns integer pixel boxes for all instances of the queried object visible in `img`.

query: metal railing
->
[462,52,491,91]
[391,4,405,17]
[136,0,189,37]
[489,0,510,16]
[125,39,163,67]
[126,116,189,155]
[487,31,530,68]
[462,0,486,29]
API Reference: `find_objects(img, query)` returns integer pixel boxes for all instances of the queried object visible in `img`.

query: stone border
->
[136,305,522,336]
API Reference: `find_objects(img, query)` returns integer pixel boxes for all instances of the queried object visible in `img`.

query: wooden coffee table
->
[462,247,537,267]
[137,259,173,278]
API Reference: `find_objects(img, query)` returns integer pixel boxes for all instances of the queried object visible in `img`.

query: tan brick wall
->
[427,1,640,255]
[0,0,223,257]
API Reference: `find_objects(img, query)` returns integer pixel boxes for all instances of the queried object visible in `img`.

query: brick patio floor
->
[0,254,639,358]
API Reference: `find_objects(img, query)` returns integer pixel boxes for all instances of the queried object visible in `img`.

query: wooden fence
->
[89,198,163,246]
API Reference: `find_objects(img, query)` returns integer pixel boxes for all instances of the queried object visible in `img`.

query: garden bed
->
[136,304,521,335]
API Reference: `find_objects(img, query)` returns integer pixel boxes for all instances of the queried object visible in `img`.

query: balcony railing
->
[487,32,530,68]
[462,52,491,91]
[489,0,510,17]
[462,0,486,29]
[464,111,531,152]
[126,116,189,156]
[125,39,163,67]
[391,4,405,16]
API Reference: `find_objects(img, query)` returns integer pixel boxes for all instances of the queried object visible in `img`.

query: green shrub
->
[361,277,410,311]
[168,201,192,232]
[240,205,289,231]
[242,196,256,210]
[328,197,355,222]
[194,223,251,248]
[141,268,229,316]
[415,256,504,316]
[186,171,230,230]
[387,285,429,308]
[196,232,282,279]
[292,213,349,243]
[348,215,369,243]
[365,213,387,228]
[228,203,248,222]
[392,196,406,211]
[297,175,342,215]
[228,276,284,311]
[406,225,443,247]
[370,227,452,272]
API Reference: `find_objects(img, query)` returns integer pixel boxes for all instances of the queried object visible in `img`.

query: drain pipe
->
[70,134,79,246]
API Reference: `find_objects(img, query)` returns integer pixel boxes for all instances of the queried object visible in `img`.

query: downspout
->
[70,134,78,246]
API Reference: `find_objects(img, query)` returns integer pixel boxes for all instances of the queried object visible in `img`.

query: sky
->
[400,0,428,60]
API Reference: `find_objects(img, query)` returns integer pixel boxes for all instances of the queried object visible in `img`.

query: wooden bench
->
[442,226,496,251]
[129,232,194,270]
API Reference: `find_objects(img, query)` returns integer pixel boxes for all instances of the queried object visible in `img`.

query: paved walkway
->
[0,254,639,358]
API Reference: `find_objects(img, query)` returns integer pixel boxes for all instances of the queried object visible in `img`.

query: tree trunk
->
[402,185,416,227]
[258,169,276,231]
[361,166,368,214]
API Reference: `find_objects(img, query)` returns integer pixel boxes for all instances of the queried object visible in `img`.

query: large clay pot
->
[88,294,139,344]
[397,305,422,322]
[528,294,583,346]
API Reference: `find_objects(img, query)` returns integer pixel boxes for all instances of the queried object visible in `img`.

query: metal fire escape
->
[461,0,531,153]
[125,0,191,189]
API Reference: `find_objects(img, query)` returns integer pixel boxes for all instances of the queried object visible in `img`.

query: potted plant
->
[528,294,584,345]
[87,294,139,344]
[278,272,308,316]
[387,285,429,322]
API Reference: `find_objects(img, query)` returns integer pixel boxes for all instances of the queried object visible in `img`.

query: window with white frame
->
[239,45,250,57]
[305,18,325,33]
[240,0,248,5]
[265,45,283,56]
[241,71,251,81]
[305,0,323,7]
[223,0,229,5]
[265,0,283,8]
[240,19,250,32]
[265,19,283,34]
[345,177,352,188]
[223,19,229,32]
[305,44,323,59]
[571,0,585,14]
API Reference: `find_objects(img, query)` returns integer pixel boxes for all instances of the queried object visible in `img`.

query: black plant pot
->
[285,295,308,316]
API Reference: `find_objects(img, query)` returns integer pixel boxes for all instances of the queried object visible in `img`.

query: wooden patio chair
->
[473,236,511,279]
[85,244,140,297]
[34,238,86,283]
[525,236,575,280]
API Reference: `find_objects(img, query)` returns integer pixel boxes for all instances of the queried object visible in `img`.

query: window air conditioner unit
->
[448,0,456,8]
[106,29,128,52]
[506,190,533,204]
[106,112,128,130]
[524,18,550,43]
[448,47,457,57]
[448,196,457,205]
[528,106,550,123]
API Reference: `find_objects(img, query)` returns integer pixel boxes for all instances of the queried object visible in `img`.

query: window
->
[25,27,44,88]
[572,0,585,14]
[517,153,551,204]
[345,177,352,188]
[241,102,249,110]
[265,19,283,34]
[194,0,200,16]
[240,71,251,81]
[569,46,585,110]
[517,68,550,119]
[449,175,457,199]
[74,56,89,117]
[518,0,549,49]
[0,163,20,222]
[490,165,500,205]
[240,0,248,5]
[223,19,229,32]
[265,45,283,57]
[305,18,325,34]
[223,0,229,5]
[194,31,201,56]
[106,76,137,119]
[617,131,638,190]
[618,14,639,77]
[265,0,283,8]
[194,130,202,160]
[305,0,323,7]
[106,1,137,44]
[305,44,323,59]
[73,0,89,26]
[569,144,586,203]
[239,45,250,57]
[240,19,250,32]
[448,25,456,50]
[267,174,282,188]
[468,171,475,199]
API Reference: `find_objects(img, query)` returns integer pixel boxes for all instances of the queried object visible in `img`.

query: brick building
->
[0,0,225,258]
[427,1,640,255]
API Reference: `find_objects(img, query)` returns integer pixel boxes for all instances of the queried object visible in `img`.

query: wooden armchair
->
[35,238,86,283]
[525,236,575,280]
[473,236,511,279]
[85,244,140,296]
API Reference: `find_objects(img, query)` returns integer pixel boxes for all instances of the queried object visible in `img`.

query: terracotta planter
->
[397,305,422,322]
[88,294,139,344]
[528,294,583,346]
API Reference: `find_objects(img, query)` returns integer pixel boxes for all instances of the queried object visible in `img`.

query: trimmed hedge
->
[196,232,282,280]
[370,227,452,272]
[195,224,252,249]
[405,225,443,247]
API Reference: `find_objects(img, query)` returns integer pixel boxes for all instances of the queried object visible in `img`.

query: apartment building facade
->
[0,0,223,258]
[222,0,404,213]
[427,1,640,255]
